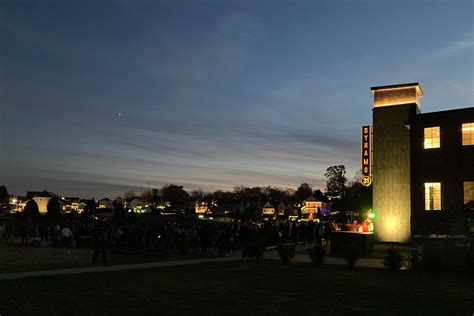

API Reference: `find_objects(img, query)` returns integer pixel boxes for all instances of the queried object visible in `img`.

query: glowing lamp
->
[368,210,376,220]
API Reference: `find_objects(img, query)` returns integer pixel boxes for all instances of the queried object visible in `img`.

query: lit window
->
[462,123,474,146]
[464,182,474,211]
[424,182,441,211]
[424,127,440,149]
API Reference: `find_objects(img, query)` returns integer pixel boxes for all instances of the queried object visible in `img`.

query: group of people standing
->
[1,218,335,266]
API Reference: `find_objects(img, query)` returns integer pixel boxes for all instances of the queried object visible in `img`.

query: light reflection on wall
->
[372,83,421,243]
[375,212,410,243]
[373,85,423,109]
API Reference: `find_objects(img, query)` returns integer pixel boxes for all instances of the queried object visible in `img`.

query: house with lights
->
[300,196,323,220]
[8,195,27,213]
[97,198,113,209]
[276,201,287,217]
[194,201,211,215]
[262,202,276,219]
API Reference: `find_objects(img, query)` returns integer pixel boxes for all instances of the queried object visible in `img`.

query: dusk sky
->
[1,0,473,199]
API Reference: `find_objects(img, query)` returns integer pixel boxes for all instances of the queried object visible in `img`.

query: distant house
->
[287,204,300,220]
[262,202,276,218]
[195,201,210,215]
[216,202,241,216]
[61,197,81,213]
[8,195,27,213]
[74,201,86,213]
[124,196,138,208]
[64,198,86,213]
[149,196,171,210]
[277,201,287,217]
[301,196,322,220]
[128,198,151,213]
[97,198,113,209]
[128,198,142,209]
[114,197,125,205]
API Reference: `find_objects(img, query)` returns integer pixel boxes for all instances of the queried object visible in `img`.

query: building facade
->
[371,83,474,243]
[409,108,474,236]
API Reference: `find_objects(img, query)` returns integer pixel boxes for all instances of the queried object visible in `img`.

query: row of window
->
[424,122,474,149]
[424,181,474,211]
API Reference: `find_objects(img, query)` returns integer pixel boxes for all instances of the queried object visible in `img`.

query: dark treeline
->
[1,165,372,219]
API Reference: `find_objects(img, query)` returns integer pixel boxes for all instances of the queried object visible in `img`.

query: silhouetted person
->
[307,221,315,244]
[315,223,324,246]
[324,222,331,245]
[20,224,28,246]
[199,224,211,255]
[4,222,13,244]
[92,223,110,266]
[61,225,74,247]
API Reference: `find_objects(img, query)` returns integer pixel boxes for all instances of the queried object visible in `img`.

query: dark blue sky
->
[1,0,473,198]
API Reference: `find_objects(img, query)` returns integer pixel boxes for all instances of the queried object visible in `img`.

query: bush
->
[344,243,359,268]
[424,256,441,272]
[467,250,474,275]
[308,244,325,266]
[277,243,295,264]
[383,247,404,271]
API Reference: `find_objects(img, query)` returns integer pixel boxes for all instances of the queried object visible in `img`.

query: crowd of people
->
[0,218,334,264]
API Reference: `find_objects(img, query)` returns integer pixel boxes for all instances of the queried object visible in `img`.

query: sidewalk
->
[0,245,385,281]
[0,256,241,281]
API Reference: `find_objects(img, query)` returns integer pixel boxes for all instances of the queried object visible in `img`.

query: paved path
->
[0,246,385,281]
[0,256,241,281]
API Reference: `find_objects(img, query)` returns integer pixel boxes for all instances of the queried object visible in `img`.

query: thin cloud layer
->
[1,1,473,198]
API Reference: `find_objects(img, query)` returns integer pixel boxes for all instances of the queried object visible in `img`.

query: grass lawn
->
[0,245,208,272]
[1,241,408,273]
[0,261,472,315]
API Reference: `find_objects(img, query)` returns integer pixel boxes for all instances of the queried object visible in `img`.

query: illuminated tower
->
[371,83,423,243]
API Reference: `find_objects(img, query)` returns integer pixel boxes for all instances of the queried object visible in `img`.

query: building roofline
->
[414,106,474,117]
[371,82,423,98]
[370,82,420,91]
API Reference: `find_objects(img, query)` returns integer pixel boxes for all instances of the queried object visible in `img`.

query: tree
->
[324,165,347,199]
[294,183,313,203]
[124,190,136,199]
[313,189,327,202]
[139,190,153,203]
[46,197,61,218]
[233,186,246,196]
[212,190,235,205]
[0,185,9,213]
[190,189,204,201]
[339,181,372,213]
[151,188,159,198]
[262,186,289,203]
[233,186,262,198]
[23,199,40,219]
[161,184,189,206]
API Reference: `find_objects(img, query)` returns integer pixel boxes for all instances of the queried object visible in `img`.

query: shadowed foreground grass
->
[0,261,473,315]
